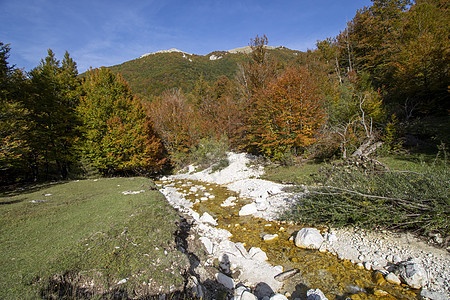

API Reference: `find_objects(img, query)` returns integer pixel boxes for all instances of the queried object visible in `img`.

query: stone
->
[249,247,268,261]
[397,260,428,289]
[306,289,328,300]
[385,272,401,285]
[221,196,237,207]
[274,268,299,282]
[295,228,324,249]
[270,294,288,300]
[241,290,258,300]
[215,272,234,289]
[420,289,448,300]
[263,234,279,241]
[235,242,250,258]
[392,255,402,264]
[200,237,213,254]
[324,232,337,243]
[254,282,275,299]
[239,203,258,216]
[219,254,231,274]
[373,289,389,297]
[199,212,217,226]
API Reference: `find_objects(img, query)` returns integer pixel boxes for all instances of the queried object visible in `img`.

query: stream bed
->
[157,178,419,299]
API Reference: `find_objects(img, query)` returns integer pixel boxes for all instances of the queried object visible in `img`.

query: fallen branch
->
[307,185,432,209]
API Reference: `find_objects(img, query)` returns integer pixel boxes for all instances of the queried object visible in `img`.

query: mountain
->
[108,46,302,100]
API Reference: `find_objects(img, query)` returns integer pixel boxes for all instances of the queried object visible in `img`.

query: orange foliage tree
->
[149,88,205,154]
[246,67,326,159]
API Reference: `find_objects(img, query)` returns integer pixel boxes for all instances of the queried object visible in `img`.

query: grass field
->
[0,177,188,299]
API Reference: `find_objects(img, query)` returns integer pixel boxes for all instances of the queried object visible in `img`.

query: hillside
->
[108,46,302,100]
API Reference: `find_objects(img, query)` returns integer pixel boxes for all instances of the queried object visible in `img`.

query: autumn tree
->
[77,68,166,175]
[149,88,203,155]
[246,66,326,160]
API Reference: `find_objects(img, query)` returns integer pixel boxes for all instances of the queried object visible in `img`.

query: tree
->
[0,43,29,183]
[26,49,81,179]
[246,67,326,159]
[149,88,202,154]
[77,68,166,175]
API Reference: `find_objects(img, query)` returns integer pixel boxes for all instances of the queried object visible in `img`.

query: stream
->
[157,178,419,299]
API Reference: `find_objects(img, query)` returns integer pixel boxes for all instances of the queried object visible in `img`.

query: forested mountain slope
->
[108,47,301,100]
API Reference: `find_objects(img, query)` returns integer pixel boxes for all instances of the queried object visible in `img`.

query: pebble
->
[263,234,279,241]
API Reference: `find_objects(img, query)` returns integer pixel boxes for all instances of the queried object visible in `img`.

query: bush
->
[281,158,449,240]
[172,136,230,172]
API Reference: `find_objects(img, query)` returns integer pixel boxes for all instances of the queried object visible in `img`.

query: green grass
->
[0,177,188,299]
[262,160,327,185]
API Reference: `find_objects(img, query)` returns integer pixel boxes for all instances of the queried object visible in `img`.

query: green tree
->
[0,43,29,183]
[26,49,81,179]
[77,68,166,175]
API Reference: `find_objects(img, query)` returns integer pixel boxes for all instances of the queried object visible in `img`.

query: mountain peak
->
[227,45,276,54]
[140,48,191,58]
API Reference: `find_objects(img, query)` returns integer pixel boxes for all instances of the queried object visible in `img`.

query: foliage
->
[172,135,230,172]
[0,178,188,299]
[332,0,449,116]
[149,88,204,155]
[26,50,81,180]
[108,46,301,101]
[77,68,167,175]
[281,158,449,239]
[246,66,326,160]
[0,43,29,183]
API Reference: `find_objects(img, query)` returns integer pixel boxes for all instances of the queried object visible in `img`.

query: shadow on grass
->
[0,180,71,198]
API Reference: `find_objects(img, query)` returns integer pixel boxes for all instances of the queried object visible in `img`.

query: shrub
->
[282,158,449,239]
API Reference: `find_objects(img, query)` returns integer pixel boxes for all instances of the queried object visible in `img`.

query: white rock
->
[221,196,237,207]
[239,203,258,216]
[295,228,324,249]
[263,234,279,241]
[215,273,235,289]
[200,237,214,254]
[241,290,258,300]
[398,260,428,289]
[324,232,337,243]
[385,272,401,285]
[306,289,328,300]
[249,247,268,261]
[117,278,128,285]
[420,289,448,300]
[270,294,288,300]
[235,242,250,258]
[199,212,217,226]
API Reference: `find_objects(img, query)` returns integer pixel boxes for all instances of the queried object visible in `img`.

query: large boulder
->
[295,228,324,249]
[215,272,234,290]
[199,212,217,226]
[397,260,428,289]
[239,203,258,216]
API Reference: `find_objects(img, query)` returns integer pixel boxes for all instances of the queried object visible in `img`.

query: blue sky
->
[1,0,372,73]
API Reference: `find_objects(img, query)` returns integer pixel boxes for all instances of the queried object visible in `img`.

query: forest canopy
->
[1,0,448,184]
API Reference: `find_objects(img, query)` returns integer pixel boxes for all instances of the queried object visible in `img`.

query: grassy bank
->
[264,154,449,241]
[0,178,188,299]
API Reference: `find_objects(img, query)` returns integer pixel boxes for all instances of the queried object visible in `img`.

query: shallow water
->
[158,178,418,299]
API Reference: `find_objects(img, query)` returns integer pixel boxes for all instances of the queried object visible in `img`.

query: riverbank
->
[158,152,449,299]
